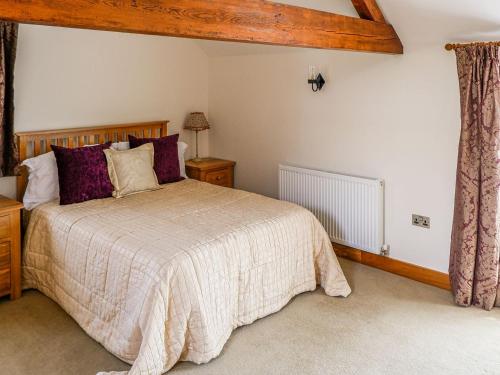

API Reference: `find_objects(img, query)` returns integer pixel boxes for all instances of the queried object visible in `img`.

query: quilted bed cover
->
[22,179,351,374]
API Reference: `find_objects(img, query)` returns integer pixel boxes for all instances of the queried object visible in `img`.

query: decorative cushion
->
[129,134,183,184]
[21,151,59,210]
[104,143,160,198]
[111,141,187,177]
[51,143,113,205]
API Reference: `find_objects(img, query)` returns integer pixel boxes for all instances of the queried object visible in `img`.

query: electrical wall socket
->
[412,214,430,229]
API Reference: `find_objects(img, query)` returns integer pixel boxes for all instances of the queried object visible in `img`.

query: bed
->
[17,121,351,375]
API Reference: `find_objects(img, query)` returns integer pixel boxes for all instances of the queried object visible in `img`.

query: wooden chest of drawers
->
[0,197,23,300]
[185,158,236,188]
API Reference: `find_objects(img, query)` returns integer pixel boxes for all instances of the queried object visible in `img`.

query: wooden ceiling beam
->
[351,0,387,23]
[0,0,403,54]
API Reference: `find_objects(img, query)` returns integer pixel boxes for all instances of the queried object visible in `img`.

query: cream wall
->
[206,0,500,273]
[206,0,478,273]
[208,48,459,273]
[0,25,209,199]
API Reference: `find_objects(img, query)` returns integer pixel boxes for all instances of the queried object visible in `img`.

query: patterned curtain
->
[0,22,19,176]
[449,45,500,311]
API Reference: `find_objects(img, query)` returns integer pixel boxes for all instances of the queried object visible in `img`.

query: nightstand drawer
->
[0,268,10,296]
[185,158,235,188]
[206,169,230,187]
[0,214,10,239]
[0,197,23,300]
[0,242,9,269]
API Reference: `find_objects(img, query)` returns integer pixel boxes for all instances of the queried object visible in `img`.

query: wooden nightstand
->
[186,158,236,188]
[0,196,23,300]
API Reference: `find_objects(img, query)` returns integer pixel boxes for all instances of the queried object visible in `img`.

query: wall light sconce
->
[308,65,325,92]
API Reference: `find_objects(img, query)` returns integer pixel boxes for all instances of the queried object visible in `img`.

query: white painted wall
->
[208,48,458,273]
[1,25,209,198]
[206,0,500,272]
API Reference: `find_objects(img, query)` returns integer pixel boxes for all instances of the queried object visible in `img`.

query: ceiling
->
[197,0,500,56]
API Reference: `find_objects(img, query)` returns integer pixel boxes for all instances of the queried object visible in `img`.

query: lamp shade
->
[184,112,210,131]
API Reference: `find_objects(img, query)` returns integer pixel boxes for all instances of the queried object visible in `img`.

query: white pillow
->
[112,141,188,178]
[111,141,130,151]
[178,141,188,178]
[21,151,59,210]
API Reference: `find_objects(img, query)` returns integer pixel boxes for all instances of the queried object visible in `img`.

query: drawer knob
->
[216,176,222,180]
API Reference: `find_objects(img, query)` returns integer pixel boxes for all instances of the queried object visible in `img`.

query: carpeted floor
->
[1,258,500,375]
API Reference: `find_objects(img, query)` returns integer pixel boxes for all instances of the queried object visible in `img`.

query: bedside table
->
[186,158,236,188]
[0,196,23,300]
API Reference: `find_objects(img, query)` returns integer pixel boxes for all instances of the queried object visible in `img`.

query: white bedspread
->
[22,179,351,374]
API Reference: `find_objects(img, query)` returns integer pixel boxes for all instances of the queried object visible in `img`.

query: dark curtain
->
[449,45,500,311]
[0,22,18,176]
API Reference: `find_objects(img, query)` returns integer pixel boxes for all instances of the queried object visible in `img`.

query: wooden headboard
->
[16,120,169,201]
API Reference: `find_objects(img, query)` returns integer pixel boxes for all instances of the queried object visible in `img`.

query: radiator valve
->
[380,244,390,257]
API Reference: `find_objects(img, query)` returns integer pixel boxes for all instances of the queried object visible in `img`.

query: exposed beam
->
[0,0,403,54]
[351,0,386,23]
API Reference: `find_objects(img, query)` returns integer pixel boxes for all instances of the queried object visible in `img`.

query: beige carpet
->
[1,259,500,375]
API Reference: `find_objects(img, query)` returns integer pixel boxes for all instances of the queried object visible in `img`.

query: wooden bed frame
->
[15,120,169,201]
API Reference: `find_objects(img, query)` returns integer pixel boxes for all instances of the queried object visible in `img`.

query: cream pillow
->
[104,143,160,198]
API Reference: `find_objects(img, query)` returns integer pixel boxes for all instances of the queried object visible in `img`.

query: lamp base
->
[190,157,205,163]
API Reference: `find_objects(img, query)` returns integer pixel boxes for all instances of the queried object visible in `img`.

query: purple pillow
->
[128,134,183,184]
[51,143,114,205]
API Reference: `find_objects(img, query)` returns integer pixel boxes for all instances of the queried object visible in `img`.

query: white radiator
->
[279,164,384,254]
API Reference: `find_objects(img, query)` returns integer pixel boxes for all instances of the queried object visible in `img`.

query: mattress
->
[22,179,351,374]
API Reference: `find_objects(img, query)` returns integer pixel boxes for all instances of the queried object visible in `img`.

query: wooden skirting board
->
[334,244,451,290]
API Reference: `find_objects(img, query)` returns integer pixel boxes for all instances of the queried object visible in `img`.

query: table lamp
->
[184,112,210,162]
